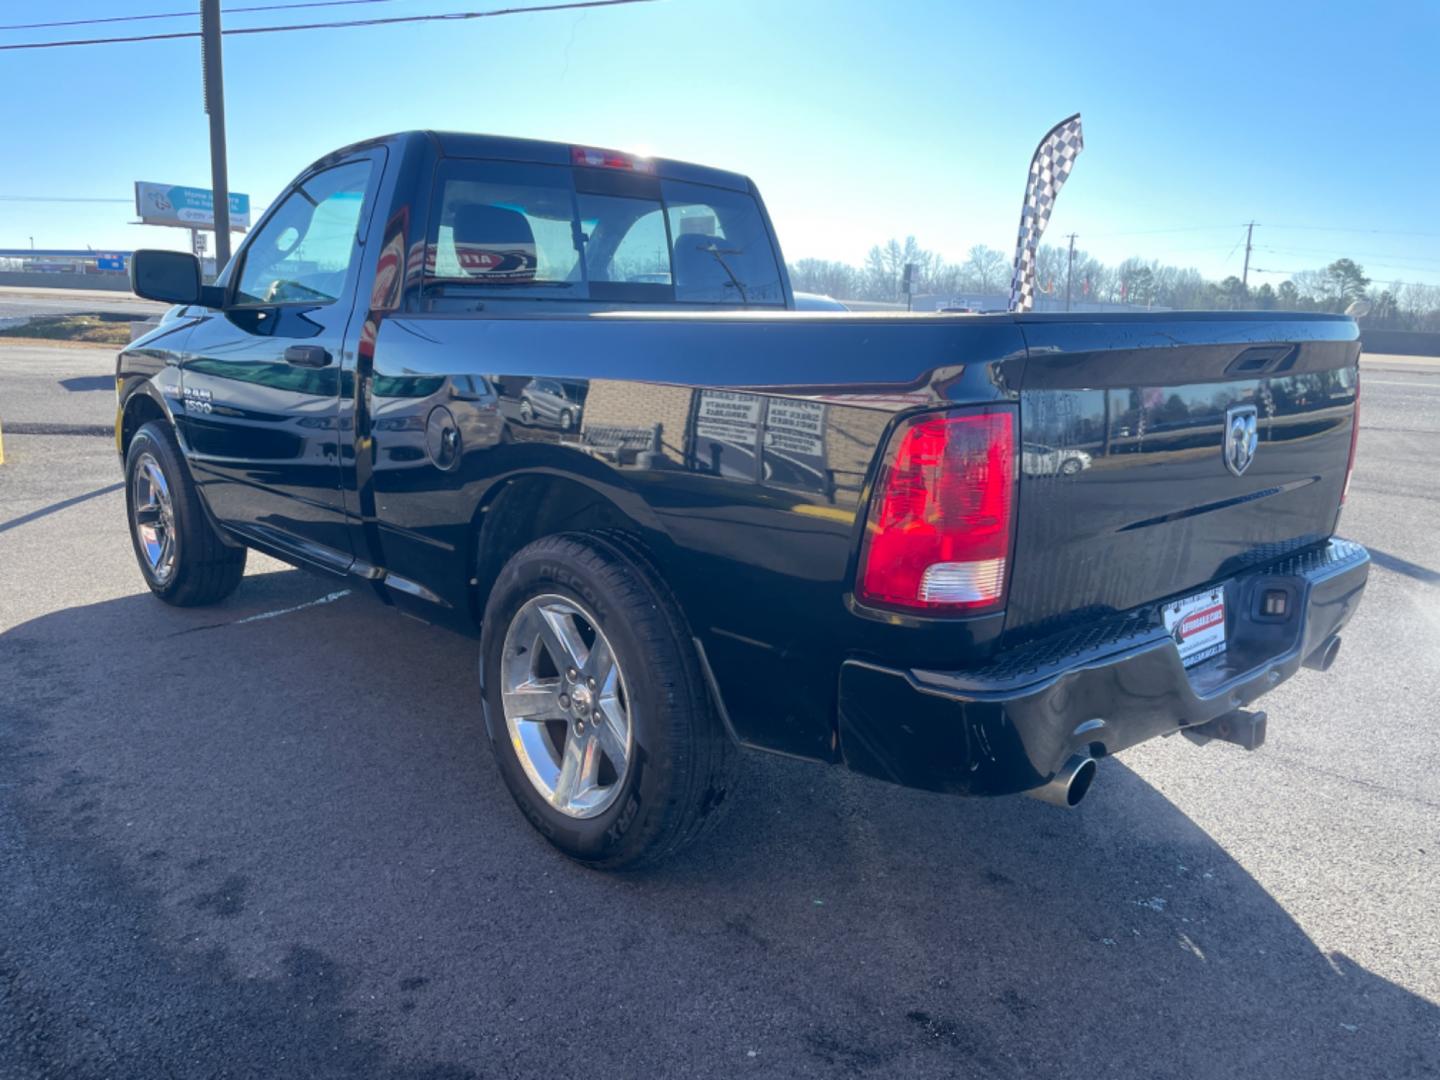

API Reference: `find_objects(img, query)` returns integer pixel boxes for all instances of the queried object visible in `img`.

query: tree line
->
[788,237,1440,331]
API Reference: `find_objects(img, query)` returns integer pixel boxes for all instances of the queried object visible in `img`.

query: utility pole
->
[1241,220,1255,289]
[200,0,232,274]
[1064,232,1077,311]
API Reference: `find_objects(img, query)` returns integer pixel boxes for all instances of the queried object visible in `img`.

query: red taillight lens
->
[1341,372,1360,504]
[857,409,1016,614]
[571,146,656,173]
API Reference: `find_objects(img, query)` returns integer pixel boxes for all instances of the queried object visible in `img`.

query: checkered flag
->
[1008,113,1084,312]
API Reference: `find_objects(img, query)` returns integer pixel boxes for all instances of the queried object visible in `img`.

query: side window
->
[234,160,372,306]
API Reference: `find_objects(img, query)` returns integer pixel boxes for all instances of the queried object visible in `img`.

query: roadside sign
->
[96,253,126,271]
[133,182,250,230]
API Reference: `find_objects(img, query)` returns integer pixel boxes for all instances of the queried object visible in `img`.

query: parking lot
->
[1,343,1437,1079]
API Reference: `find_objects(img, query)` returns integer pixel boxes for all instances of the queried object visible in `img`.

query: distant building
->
[0,249,131,276]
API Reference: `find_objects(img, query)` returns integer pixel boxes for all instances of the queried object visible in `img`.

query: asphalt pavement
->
[0,343,116,434]
[0,285,166,322]
[1,345,1437,1079]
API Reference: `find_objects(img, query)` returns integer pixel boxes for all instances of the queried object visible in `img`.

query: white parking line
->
[233,590,352,625]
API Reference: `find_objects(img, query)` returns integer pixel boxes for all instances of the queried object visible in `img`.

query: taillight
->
[856,408,1016,614]
[571,146,655,173]
[1341,372,1360,504]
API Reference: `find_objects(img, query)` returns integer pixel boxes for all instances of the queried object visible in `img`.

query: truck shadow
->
[1366,545,1440,586]
[2,569,1434,1080]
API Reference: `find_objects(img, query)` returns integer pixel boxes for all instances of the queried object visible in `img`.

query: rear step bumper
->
[837,538,1369,799]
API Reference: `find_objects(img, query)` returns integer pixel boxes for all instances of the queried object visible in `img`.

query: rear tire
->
[479,532,738,869]
[125,421,247,607]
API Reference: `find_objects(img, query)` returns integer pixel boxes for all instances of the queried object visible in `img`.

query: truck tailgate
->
[1005,314,1359,643]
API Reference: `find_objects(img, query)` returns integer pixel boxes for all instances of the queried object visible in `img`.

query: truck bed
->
[357,308,1357,758]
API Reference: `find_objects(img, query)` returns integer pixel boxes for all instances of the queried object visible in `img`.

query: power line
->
[1251,264,1440,285]
[1255,244,1440,268]
[1262,223,1440,240]
[0,196,132,203]
[1061,221,1440,242]
[0,0,655,51]
[0,0,401,33]
[1083,224,1242,238]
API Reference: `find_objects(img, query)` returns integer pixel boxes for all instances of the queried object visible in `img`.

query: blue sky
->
[2,0,1438,287]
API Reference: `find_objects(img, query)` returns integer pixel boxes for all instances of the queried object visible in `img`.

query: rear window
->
[421,159,783,307]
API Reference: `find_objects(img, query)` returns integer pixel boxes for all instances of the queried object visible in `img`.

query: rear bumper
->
[837,538,1369,797]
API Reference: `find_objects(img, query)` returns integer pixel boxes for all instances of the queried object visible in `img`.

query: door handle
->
[284,345,332,368]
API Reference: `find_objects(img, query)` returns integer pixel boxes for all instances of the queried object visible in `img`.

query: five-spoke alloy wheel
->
[131,451,178,585]
[124,420,247,606]
[480,533,738,869]
[501,594,633,818]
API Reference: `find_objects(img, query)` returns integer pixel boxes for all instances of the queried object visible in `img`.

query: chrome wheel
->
[132,451,177,584]
[500,594,633,819]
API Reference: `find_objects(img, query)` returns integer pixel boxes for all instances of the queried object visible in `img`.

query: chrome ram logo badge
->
[1224,404,1259,477]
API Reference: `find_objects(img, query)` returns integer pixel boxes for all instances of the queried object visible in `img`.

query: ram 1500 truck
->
[118,131,1368,868]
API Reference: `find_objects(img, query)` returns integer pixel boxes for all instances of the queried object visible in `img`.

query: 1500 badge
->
[182,387,212,414]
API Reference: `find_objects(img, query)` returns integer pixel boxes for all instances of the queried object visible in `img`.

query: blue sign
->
[97,253,126,272]
[134,182,251,230]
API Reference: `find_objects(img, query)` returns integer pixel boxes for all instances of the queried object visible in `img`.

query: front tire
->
[480,533,737,869]
[125,421,247,606]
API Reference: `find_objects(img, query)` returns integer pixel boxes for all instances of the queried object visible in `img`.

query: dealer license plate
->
[1162,587,1227,667]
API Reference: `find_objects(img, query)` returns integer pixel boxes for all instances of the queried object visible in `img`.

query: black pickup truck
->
[118,131,1368,868]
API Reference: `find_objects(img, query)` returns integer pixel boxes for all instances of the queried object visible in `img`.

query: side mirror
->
[130,249,223,307]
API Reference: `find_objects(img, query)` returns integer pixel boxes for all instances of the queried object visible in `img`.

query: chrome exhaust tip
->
[1024,754,1097,809]
[1303,635,1342,672]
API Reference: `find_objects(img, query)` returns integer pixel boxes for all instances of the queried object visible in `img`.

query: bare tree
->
[789,258,860,299]
[1290,269,1329,303]
[1071,255,1108,303]
[863,238,903,299]
[788,239,1440,324]
[961,244,1009,293]
[862,236,942,300]
[1035,244,1068,299]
